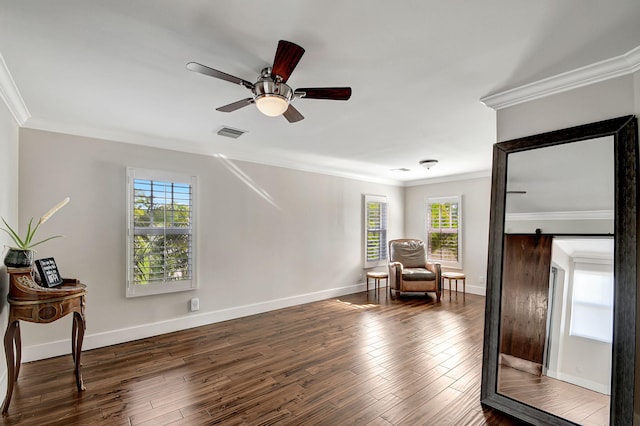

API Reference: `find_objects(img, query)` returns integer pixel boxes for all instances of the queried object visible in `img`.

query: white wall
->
[547,242,571,376]
[17,128,404,361]
[497,75,635,142]
[404,176,491,296]
[548,243,612,395]
[0,99,19,400]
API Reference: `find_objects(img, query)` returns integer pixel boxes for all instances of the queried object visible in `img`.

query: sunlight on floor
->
[334,299,379,310]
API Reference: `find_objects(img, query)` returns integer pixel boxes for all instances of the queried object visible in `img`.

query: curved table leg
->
[72,313,78,363]
[72,312,86,391]
[2,320,20,415]
[14,322,21,380]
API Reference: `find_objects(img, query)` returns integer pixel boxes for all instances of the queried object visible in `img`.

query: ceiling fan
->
[187,40,352,123]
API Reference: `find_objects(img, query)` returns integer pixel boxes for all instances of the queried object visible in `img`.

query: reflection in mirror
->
[499,237,613,424]
[498,137,614,424]
[481,116,638,426]
[505,136,614,235]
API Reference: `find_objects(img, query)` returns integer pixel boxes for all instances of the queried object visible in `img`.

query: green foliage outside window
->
[428,201,459,263]
[366,201,387,262]
[133,180,192,285]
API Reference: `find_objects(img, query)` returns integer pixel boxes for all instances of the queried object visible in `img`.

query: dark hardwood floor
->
[498,365,609,425]
[2,289,519,425]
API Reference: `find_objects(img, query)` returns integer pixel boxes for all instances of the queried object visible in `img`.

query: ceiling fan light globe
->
[255,95,289,117]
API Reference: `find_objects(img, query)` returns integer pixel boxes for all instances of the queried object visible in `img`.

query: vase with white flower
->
[1,197,70,268]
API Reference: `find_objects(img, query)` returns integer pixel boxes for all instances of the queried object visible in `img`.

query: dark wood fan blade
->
[187,62,253,89]
[294,87,352,100]
[283,104,304,123]
[216,98,254,112]
[271,40,305,83]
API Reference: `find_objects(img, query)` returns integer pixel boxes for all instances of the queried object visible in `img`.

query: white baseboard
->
[547,371,610,395]
[460,284,487,296]
[0,369,5,403]
[21,282,368,362]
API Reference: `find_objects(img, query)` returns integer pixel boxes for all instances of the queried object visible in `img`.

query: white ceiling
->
[554,238,614,259]
[1,1,640,184]
[506,136,614,214]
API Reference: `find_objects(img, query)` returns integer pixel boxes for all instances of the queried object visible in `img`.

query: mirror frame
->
[481,115,638,425]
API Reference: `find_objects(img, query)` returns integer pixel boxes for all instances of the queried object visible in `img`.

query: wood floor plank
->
[2,291,521,425]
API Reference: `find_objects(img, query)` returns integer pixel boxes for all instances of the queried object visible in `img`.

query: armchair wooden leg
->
[436,291,441,303]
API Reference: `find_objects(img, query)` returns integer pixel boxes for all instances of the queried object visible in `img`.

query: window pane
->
[427,198,460,266]
[133,178,193,286]
[570,269,614,343]
[364,197,388,264]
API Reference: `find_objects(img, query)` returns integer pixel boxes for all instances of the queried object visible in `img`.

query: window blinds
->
[365,195,388,266]
[132,179,193,285]
[427,197,461,267]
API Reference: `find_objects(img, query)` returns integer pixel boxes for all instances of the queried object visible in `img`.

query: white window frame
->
[126,167,197,297]
[569,259,614,343]
[364,194,388,268]
[426,195,462,269]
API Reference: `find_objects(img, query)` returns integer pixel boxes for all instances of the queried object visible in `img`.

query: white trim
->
[546,371,610,395]
[0,52,30,125]
[20,281,368,362]
[20,117,494,188]
[0,368,5,404]
[404,170,491,187]
[463,283,485,297]
[481,45,640,110]
[573,257,613,265]
[22,117,405,186]
[505,210,614,222]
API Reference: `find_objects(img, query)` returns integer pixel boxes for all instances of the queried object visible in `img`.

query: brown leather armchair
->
[388,239,442,302]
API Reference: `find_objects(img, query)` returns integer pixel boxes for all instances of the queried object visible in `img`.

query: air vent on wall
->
[216,126,246,139]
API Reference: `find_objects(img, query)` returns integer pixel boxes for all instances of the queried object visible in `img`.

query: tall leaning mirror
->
[481,116,638,425]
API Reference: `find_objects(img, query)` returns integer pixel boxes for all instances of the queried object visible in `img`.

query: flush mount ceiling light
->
[419,159,438,170]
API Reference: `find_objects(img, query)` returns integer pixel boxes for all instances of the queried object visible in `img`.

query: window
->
[364,195,388,267]
[126,168,197,297]
[569,261,613,343]
[426,196,462,268]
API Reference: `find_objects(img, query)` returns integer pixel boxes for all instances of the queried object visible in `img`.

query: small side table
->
[2,267,87,415]
[442,271,466,296]
[366,271,388,298]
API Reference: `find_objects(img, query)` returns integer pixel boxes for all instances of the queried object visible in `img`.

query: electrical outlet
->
[190,297,199,312]
[479,276,485,284]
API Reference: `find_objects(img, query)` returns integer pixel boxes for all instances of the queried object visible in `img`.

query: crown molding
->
[481,45,640,110]
[22,117,405,186]
[505,210,614,222]
[404,169,492,187]
[0,53,30,125]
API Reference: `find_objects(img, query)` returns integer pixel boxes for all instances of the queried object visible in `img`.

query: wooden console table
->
[2,267,87,415]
